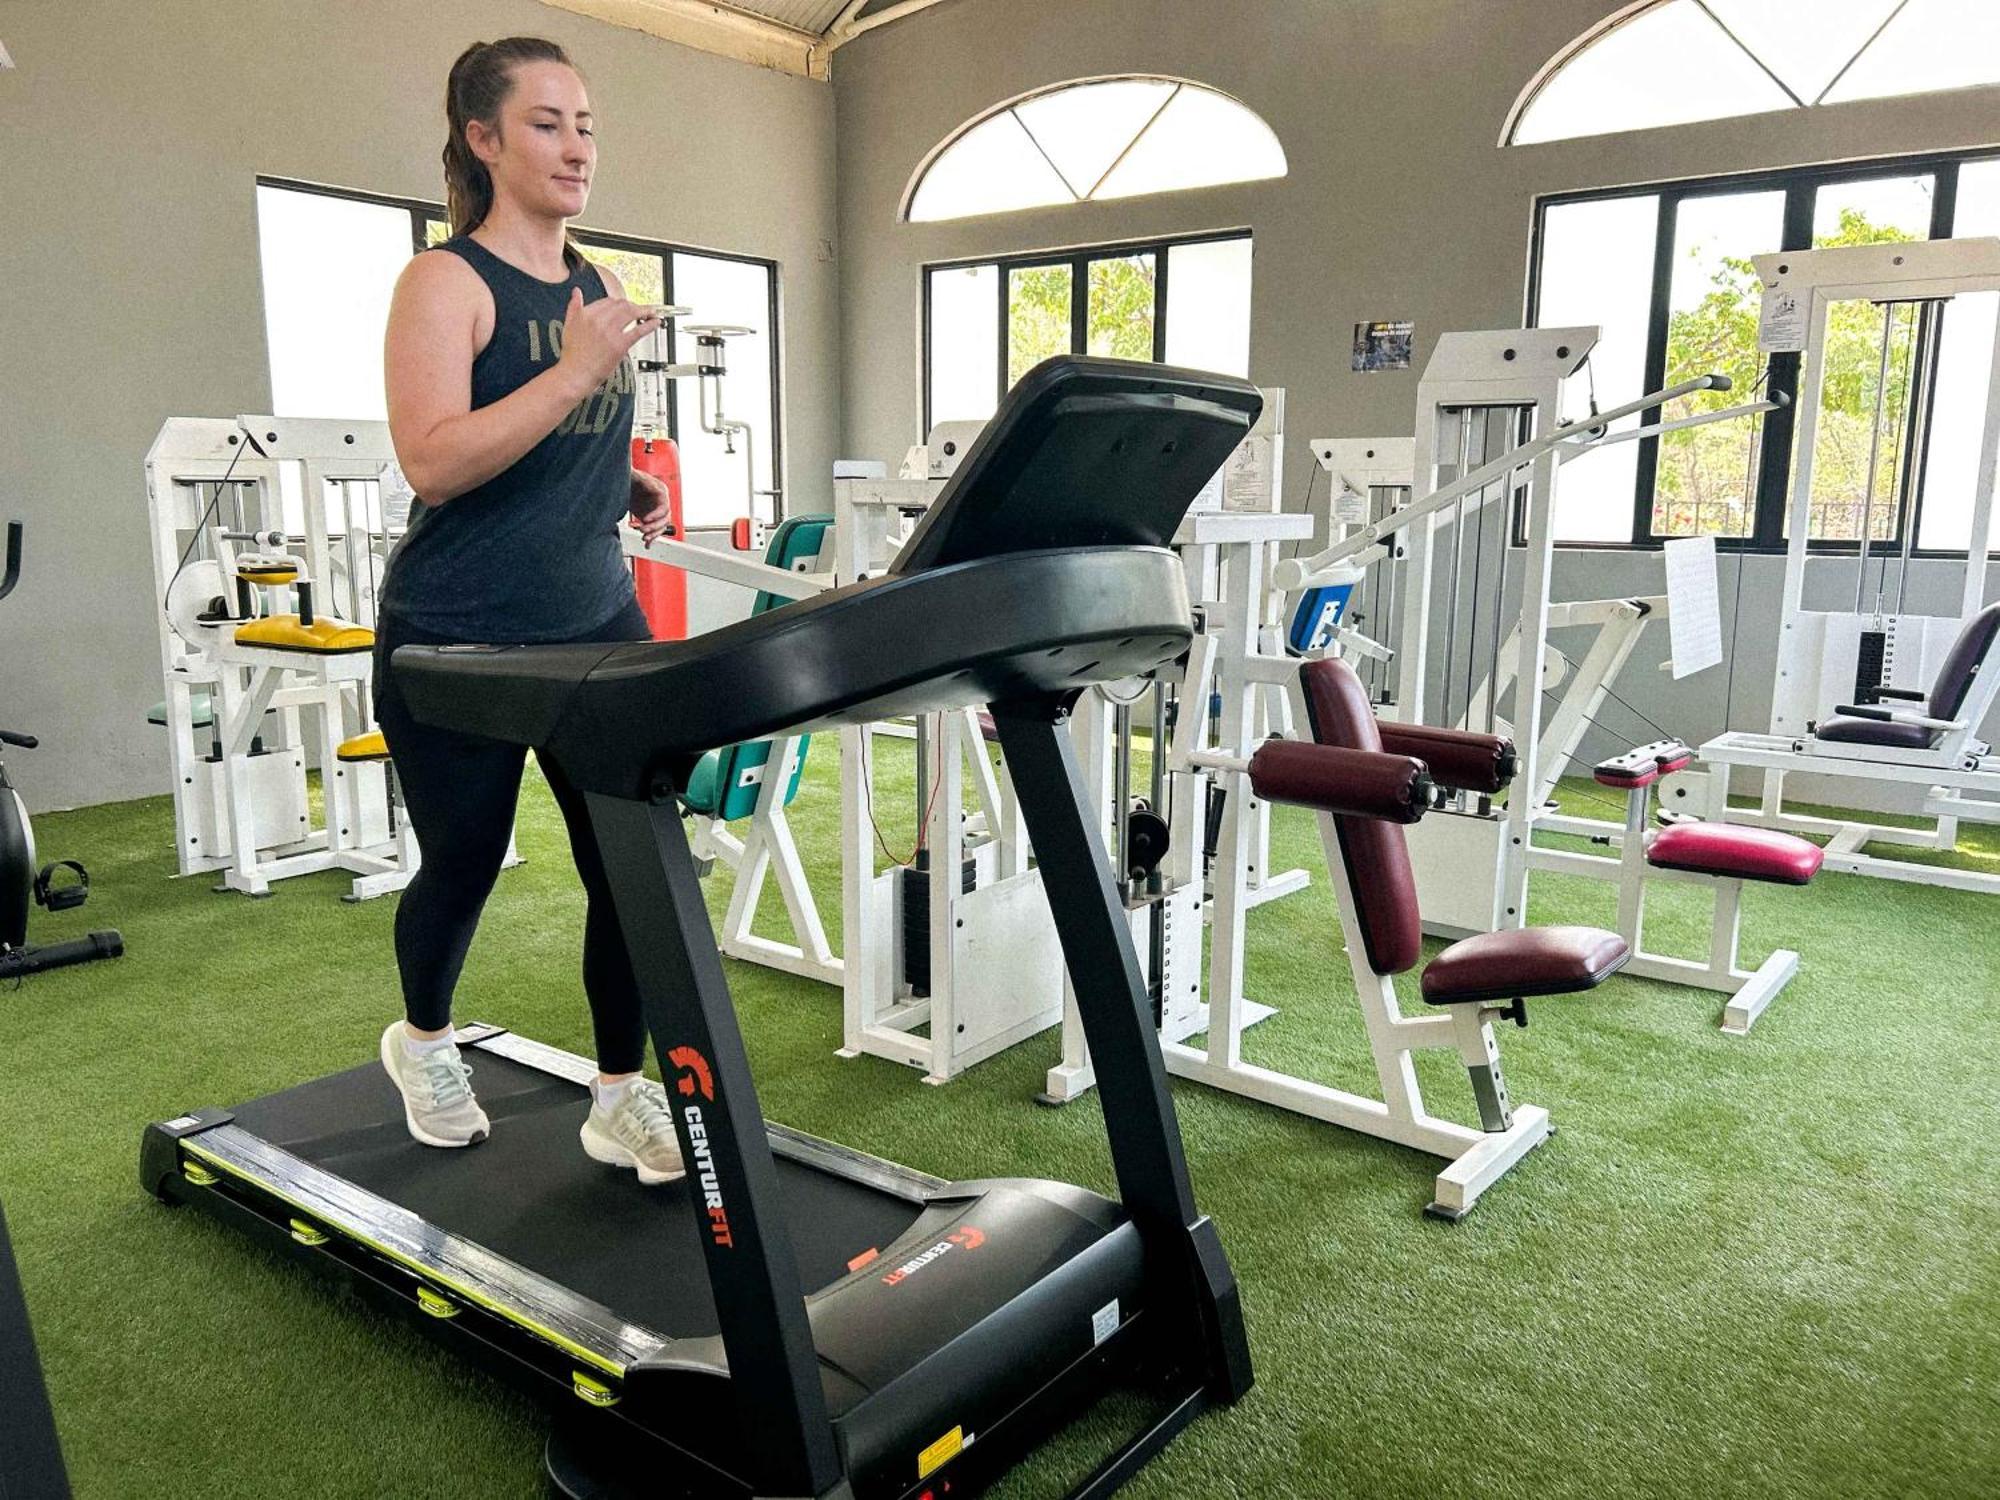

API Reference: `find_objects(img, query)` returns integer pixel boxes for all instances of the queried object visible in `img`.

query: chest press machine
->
[1278,329,1827,1031]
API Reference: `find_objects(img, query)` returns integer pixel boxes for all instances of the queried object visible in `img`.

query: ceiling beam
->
[826,0,952,50]
[539,0,830,81]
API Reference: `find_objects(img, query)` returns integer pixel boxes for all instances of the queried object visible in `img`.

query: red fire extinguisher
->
[630,435,686,640]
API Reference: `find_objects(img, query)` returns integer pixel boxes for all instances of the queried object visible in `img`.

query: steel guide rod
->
[1280,373,1729,590]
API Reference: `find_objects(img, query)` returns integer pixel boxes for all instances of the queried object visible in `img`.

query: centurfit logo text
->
[881,1226,984,1286]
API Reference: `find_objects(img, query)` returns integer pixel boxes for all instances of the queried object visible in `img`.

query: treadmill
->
[142,356,1262,1500]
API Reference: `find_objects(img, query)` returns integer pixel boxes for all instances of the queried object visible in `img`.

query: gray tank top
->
[380,235,637,641]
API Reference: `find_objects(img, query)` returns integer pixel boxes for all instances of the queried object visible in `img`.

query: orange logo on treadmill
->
[667,1046,732,1250]
[668,1046,715,1101]
[882,1225,986,1286]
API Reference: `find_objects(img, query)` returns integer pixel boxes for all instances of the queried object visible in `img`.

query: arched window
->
[1506,1,2000,146]
[903,77,1286,223]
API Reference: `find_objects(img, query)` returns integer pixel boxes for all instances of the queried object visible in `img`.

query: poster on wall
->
[1352,320,1414,372]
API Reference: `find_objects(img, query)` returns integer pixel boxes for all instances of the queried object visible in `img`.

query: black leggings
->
[374,599,652,1074]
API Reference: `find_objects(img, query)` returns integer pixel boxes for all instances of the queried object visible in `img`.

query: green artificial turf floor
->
[1,743,1995,1498]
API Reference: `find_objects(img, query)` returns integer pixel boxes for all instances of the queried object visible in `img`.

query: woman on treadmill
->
[373,36,684,1184]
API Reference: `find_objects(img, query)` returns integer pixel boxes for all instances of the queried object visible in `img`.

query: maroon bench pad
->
[1645,823,1823,885]
[1297,658,1424,976]
[1810,714,1940,750]
[1421,926,1630,1007]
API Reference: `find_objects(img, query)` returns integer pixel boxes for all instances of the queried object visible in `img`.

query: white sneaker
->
[581,1078,686,1185]
[379,1022,491,1148]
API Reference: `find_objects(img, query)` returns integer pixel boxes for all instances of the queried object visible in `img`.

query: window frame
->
[1527,147,1995,556]
[256,175,786,528]
[921,227,1249,436]
[901,77,1286,224]
[1504,0,2000,147]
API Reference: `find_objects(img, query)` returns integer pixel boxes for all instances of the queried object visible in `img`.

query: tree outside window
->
[1654,206,1925,541]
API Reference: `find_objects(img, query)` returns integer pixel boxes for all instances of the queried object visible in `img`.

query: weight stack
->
[900,857,977,998]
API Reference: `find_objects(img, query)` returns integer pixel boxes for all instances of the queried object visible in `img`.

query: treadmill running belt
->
[225,1052,923,1342]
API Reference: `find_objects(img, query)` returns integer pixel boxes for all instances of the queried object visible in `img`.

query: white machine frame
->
[620,526,843,986]
[146,416,416,900]
[1537,759,1802,1034]
[1037,391,1574,1214]
[1037,507,1312,1105]
[829,470,1064,1083]
[1699,238,2000,892]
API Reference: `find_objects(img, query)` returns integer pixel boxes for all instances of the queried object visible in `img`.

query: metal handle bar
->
[1274,374,1732,592]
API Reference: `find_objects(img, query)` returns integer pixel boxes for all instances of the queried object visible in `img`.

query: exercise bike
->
[1,521,123,980]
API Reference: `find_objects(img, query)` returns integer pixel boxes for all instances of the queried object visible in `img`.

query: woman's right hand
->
[557,287,661,398]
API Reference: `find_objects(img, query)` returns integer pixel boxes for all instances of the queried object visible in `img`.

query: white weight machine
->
[1037,374,1609,1212]
[827,396,1308,1086]
[1279,330,1783,940]
[1697,238,2000,894]
[146,416,418,900]
[830,450,1064,1083]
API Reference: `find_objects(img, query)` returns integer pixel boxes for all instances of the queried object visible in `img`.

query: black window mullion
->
[1635,193,1679,545]
[1153,243,1170,363]
[765,265,783,520]
[664,253,681,451]
[1070,255,1089,355]
[1931,159,1960,239]
[1748,184,1818,550]
[996,262,1010,402]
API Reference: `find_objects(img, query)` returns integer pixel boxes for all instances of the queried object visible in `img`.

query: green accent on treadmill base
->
[177,1138,631,1380]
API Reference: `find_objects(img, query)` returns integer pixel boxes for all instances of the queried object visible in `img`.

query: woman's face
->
[471,60,595,221]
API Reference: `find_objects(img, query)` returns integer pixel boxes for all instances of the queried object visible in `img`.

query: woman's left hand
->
[628,468,677,544]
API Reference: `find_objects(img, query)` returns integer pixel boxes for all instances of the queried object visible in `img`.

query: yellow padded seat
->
[233,615,375,654]
[336,731,390,763]
[236,562,300,585]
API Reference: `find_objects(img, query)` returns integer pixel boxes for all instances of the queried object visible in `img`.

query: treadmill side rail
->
[143,1120,671,1374]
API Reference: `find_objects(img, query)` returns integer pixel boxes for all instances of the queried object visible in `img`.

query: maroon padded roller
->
[1245,740,1431,824]
[1375,721,1515,795]
[1295,658,1424,976]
